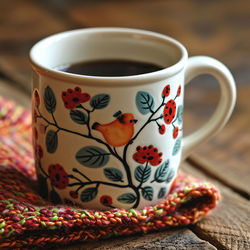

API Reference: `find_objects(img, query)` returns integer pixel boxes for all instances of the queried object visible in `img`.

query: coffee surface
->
[56,59,164,77]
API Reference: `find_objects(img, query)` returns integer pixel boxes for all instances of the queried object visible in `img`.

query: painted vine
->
[33,83,183,208]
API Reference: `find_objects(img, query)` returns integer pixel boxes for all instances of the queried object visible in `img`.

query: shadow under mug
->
[30,28,236,210]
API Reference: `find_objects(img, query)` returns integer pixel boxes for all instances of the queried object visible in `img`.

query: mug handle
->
[182,56,236,160]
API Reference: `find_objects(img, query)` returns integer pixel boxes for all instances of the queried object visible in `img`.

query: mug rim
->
[29,27,188,86]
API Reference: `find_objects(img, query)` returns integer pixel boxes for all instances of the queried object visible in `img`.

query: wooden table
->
[0,0,249,249]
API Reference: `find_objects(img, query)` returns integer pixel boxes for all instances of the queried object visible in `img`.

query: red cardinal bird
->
[92,111,137,147]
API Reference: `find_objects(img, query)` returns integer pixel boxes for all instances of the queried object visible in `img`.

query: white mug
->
[30,28,236,210]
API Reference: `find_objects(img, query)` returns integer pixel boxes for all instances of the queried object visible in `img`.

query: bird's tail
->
[92,122,100,130]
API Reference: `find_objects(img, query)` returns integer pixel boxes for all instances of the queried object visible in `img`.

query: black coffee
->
[56,59,163,77]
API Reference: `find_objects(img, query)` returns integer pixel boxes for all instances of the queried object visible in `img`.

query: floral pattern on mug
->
[33,83,182,208]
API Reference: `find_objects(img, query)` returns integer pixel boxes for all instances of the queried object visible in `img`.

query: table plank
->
[62,229,216,250]
[182,162,250,250]
[0,0,71,92]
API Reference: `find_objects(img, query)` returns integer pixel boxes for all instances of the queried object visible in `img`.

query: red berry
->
[162,84,171,97]
[173,127,179,139]
[177,85,181,96]
[100,195,112,206]
[158,124,166,135]
[48,164,69,189]
[70,191,78,199]
[163,99,176,124]
[34,89,40,107]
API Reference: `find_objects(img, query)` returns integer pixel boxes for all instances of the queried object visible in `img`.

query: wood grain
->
[0,0,250,249]
[60,228,216,250]
[182,162,250,250]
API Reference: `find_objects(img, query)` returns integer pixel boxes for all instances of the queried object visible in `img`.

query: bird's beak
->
[133,119,138,124]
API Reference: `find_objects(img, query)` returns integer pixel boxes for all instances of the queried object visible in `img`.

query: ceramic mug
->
[30,28,236,210]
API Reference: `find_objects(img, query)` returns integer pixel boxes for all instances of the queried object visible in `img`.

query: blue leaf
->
[157,187,167,199]
[166,168,175,183]
[70,110,87,124]
[177,105,183,125]
[134,164,151,183]
[104,168,123,182]
[75,146,110,168]
[81,187,98,202]
[43,86,56,113]
[117,193,136,204]
[136,91,155,115]
[154,160,170,183]
[172,138,181,156]
[46,130,58,153]
[90,94,110,109]
[141,186,154,201]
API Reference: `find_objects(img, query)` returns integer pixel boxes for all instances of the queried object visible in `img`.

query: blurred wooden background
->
[0,0,249,249]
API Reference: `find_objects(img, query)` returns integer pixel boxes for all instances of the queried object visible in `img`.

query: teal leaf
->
[134,164,151,183]
[154,160,170,183]
[75,146,110,168]
[70,110,87,124]
[37,173,48,199]
[172,138,181,156]
[50,189,62,204]
[117,193,136,204]
[43,86,56,113]
[136,91,155,114]
[80,187,98,202]
[158,187,167,199]
[90,94,110,109]
[141,186,154,201]
[46,130,58,153]
[177,105,183,125]
[166,168,175,183]
[104,168,123,182]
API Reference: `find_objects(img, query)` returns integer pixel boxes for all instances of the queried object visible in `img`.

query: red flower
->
[34,89,40,107]
[177,85,181,97]
[36,145,43,158]
[158,124,166,135]
[70,191,78,199]
[163,99,176,124]
[48,164,69,189]
[62,87,90,109]
[173,127,179,139]
[162,84,171,97]
[133,145,163,166]
[100,195,112,206]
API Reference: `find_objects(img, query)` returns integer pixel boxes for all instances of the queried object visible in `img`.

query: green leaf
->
[75,146,110,168]
[166,168,175,183]
[134,164,151,183]
[172,138,181,156]
[43,86,56,113]
[46,130,58,153]
[141,186,154,201]
[80,187,98,202]
[154,160,170,183]
[117,193,136,204]
[136,91,155,115]
[50,189,62,204]
[37,173,48,199]
[157,187,167,199]
[104,168,123,182]
[90,94,110,109]
[177,105,183,125]
[70,110,87,124]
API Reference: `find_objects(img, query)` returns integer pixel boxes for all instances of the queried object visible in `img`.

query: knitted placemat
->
[0,97,220,248]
